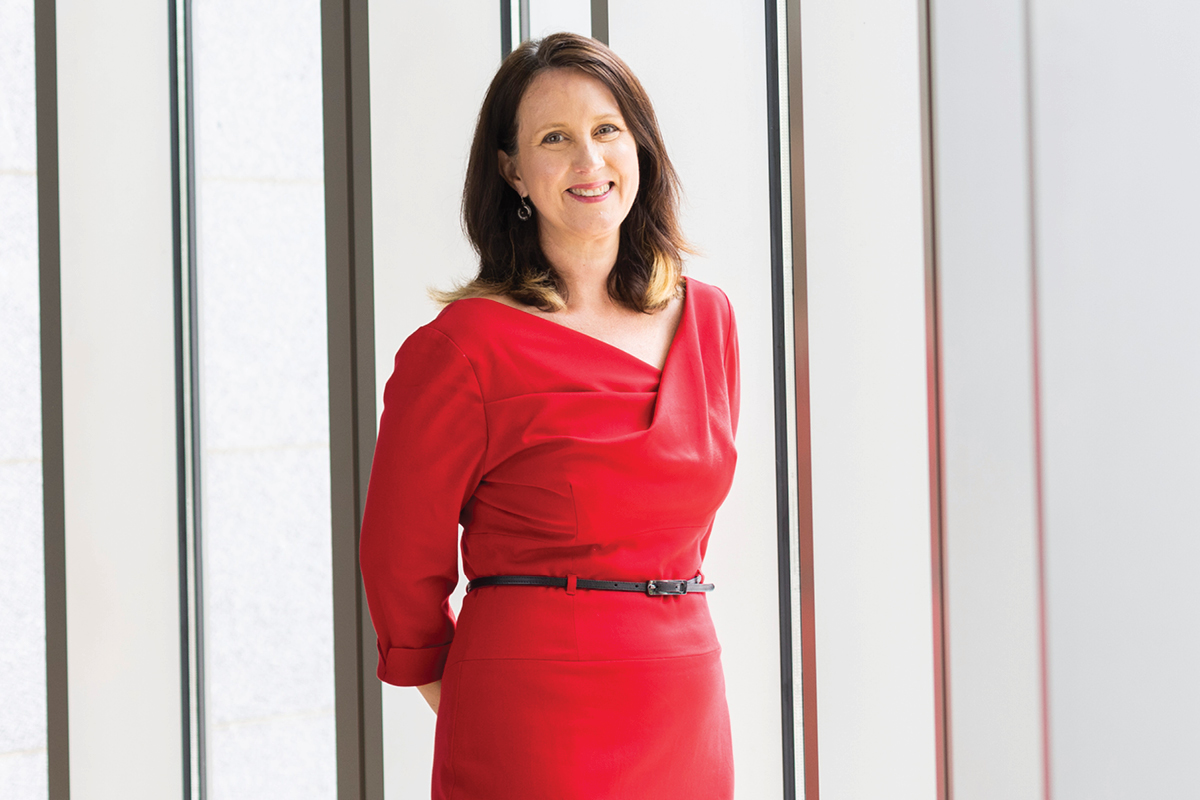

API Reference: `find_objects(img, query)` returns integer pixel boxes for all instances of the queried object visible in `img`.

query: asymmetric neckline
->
[460,275,691,375]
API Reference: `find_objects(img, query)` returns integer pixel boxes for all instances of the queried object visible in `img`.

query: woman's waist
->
[460,532,712,591]
[446,584,720,666]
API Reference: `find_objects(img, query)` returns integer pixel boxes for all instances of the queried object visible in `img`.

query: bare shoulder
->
[469,291,554,320]
[472,291,524,310]
[655,284,686,328]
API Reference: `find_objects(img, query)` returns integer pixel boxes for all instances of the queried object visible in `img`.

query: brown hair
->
[435,32,690,313]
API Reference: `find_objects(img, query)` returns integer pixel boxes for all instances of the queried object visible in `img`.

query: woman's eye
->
[596,124,619,137]
[542,132,565,144]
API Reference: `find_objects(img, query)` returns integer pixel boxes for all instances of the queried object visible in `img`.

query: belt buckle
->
[646,579,688,596]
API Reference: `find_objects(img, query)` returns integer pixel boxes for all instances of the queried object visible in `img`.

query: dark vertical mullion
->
[348,2,384,793]
[182,0,208,793]
[917,0,951,797]
[590,0,608,44]
[501,0,512,58]
[35,1,68,798]
[168,0,193,796]
[782,0,819,797]
[321,0,382,798]
[170,0,206,796]
[763,2,797,798]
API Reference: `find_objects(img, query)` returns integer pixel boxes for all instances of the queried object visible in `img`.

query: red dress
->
[360,275,740,798]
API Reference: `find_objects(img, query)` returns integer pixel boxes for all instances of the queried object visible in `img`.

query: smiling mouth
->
[567,182,613,198]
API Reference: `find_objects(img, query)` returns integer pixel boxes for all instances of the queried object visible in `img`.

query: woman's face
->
[499,68,640,257]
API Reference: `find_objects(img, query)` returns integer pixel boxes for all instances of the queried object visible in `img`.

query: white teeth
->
[568,183,611,197]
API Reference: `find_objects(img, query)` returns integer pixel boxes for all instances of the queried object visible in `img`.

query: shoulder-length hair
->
[435,32,690,313]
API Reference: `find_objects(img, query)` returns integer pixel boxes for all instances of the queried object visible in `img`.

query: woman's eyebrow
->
[532,111,623,129]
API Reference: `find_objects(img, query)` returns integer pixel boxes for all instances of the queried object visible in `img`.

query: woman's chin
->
[542,219,625,252]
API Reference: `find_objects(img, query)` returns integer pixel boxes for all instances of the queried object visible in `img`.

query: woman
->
[359,32,739,798]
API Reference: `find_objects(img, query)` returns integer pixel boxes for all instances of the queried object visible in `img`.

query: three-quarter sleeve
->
[359,325,487,686]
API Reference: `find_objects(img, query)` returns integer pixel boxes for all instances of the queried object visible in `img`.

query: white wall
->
[930,0,1046,797]
[1030,2,1200,797]
[920,2,1200,798]
[798,0,940,797]
[56,2,183,797]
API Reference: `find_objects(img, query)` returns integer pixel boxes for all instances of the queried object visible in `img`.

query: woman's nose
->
[573,139,604,172]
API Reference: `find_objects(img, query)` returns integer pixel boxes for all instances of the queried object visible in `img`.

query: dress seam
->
[569,482,582,662]
[449,647,722,667]
[424,326,491,461]
[719,285,734,367]
[461,529,574,543]
[482,387,659,405]
[445,661,462,800]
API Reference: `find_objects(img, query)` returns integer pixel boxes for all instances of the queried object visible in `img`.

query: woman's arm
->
[360,326,487,688]
[417,680,441,714]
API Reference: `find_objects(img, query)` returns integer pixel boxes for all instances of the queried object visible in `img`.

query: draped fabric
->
[360,276,739,798]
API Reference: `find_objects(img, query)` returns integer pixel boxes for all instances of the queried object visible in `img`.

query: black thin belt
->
[465,574,714,596]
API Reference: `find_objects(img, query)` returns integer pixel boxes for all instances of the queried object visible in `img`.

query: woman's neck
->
[539,230,622,314]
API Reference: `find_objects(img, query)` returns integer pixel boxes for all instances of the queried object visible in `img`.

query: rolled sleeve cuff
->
[377,640,453,686]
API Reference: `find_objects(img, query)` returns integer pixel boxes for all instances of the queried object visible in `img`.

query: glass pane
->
[0,0,48,796]
[527,0,591,39]
[191,0,335,796]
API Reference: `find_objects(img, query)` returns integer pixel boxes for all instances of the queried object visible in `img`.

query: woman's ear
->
[498,149,526,197]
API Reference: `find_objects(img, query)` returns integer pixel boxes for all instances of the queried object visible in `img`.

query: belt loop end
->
[566,574,578,595]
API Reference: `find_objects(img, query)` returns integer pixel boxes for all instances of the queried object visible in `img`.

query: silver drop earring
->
[517,195,533,221]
